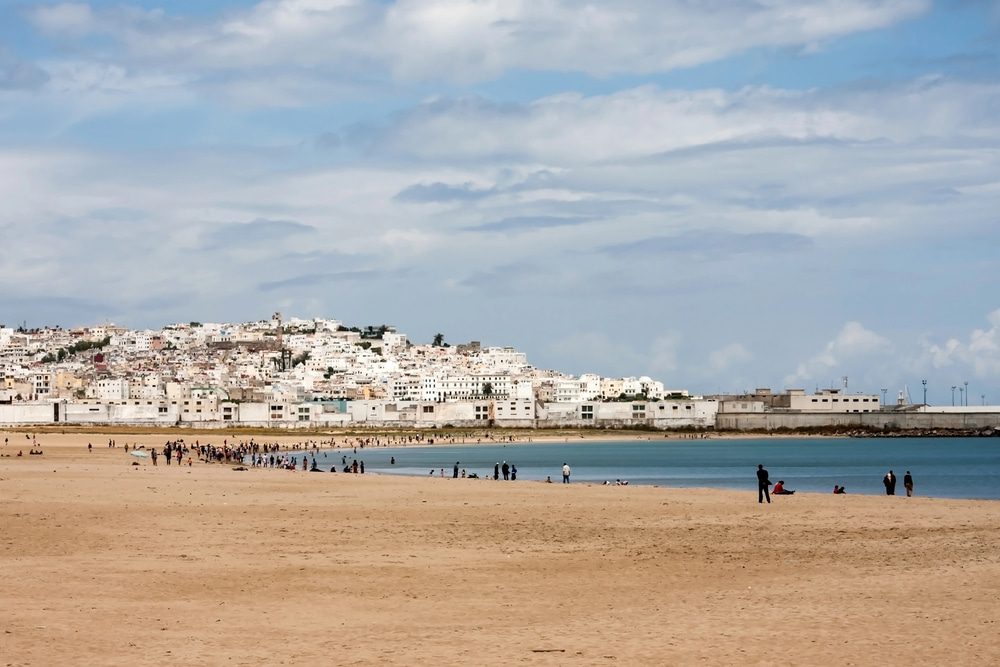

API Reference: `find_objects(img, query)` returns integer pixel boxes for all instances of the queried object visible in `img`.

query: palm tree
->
[432,333,445,347]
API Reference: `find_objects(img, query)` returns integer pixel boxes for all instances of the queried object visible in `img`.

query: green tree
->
[432,333,445,347]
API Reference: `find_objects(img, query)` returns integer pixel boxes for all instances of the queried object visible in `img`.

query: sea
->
[317,437,1000,500]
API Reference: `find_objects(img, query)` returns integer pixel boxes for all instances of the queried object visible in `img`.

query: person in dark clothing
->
[510,464,517,481]
[757,464,771,504]
[883,470,896,495]
[903,471,914,497]
[501,461,510,480]
[453,462,459,478]
[494,463,500,480]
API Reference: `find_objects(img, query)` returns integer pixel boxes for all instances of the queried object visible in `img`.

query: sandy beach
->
[2,431,999,666]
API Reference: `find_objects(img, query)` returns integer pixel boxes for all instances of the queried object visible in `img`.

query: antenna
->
[842,376,848,390]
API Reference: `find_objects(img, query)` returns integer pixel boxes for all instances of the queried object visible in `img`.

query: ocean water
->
[317,437,1000,500]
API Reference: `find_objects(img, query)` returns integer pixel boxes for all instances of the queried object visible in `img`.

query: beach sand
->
[2,432,999,665]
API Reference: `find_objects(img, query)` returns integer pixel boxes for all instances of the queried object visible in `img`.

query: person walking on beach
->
[903,471,914,497]
[502,461,510,481]
[562,463,571,484]
[756,464,771,504]
[883,470,896,495]
[453,462,459,478]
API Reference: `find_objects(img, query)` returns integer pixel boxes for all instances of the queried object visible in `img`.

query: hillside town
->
[1,313,717,428]
[3,313,997,432]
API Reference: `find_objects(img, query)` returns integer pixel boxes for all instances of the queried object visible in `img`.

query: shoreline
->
[6,430,998,501]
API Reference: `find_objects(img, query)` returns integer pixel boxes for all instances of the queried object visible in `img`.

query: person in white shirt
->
[562,463,571,484]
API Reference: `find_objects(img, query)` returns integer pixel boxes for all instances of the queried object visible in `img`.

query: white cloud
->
[371,79,1000,165]
[920,309,1000,378]
[25,0,930,90]
[786,322,892,385]
[30,3,98,36]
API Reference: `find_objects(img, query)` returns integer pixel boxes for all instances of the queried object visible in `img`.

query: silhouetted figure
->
[903,471,913,497]
[757,464,771,504]
[883,470,896,495]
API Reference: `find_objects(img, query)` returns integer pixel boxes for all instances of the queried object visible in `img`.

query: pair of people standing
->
[884,470,915,496]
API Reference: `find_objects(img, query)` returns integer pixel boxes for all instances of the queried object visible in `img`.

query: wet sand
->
[2,432,999,665]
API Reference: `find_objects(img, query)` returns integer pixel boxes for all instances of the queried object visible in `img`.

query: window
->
[158,407,168,414]
[422,405,434,413]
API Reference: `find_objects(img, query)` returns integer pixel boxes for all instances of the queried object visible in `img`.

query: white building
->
[92,378,129,401]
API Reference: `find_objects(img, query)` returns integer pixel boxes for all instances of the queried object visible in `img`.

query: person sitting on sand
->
[833,485,846,494]
[772,480,795,495]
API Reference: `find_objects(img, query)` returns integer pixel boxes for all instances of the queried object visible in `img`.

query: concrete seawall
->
[716,411,1000,431]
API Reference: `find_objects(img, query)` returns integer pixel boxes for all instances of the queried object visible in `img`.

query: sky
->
[1,0,999,404]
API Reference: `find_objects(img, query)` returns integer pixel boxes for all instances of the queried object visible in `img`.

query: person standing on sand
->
[494,463,500,481]
[883,470,896,495]
[904,471,914,497]
[510,464,517,481]
[453,462,459,478]
[502,461,510,480]
[756,464,771,504]
[562,463,571,484]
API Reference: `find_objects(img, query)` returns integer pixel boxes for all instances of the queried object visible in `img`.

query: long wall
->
[716,411,1000,431]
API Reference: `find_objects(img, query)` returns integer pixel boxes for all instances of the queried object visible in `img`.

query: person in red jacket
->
[772,480,795,495]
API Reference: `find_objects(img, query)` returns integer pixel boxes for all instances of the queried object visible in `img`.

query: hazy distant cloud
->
[603,231,812,258]
[395,181,493,203]
[709,343,753,373]
[258,270,383,292]
[29,3,99,36]
[202,218,316,250]
[470,216,595,233]
[0,55,49,90]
